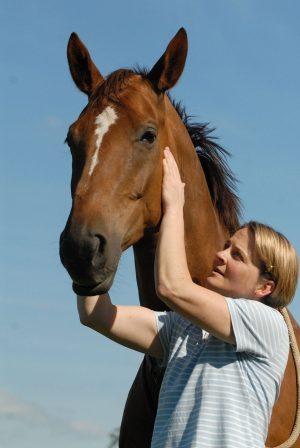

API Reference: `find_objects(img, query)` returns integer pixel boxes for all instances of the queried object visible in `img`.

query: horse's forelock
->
[90,67,152,105]
[90,69,136,105]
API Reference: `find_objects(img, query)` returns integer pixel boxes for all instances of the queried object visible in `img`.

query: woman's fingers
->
[163,148,174,174]
[163,160,172,181]
[162,147,186,210]
[164,147,182,181]
[168,150,180,177]
[163,150,172,177]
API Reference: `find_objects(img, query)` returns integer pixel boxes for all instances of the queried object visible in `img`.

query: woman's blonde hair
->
[241,221,298,308]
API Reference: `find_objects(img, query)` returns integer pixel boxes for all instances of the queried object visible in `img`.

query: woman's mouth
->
[212,267,224,276]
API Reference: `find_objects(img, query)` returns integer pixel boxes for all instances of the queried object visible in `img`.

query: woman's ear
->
[255,280,275,300]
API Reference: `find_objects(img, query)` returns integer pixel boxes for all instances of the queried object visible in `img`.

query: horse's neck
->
[165,97,227,281]
[133,231,167,310]
[133,214,225,311]
[133,97,227,310]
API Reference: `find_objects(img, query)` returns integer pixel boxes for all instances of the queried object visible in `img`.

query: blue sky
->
[1,1,299,446]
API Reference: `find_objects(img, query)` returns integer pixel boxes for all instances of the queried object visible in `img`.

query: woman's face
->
[205,227,268,299]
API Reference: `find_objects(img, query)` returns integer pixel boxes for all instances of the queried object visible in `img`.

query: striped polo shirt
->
[151,298,289,448]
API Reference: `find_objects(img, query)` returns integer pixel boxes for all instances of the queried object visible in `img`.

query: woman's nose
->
[216,250,227,264]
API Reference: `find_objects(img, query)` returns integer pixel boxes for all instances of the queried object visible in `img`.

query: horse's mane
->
[171,99,241,234]
[100,68,241,234]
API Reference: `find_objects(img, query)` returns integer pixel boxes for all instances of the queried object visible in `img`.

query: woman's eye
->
[233,251,243,261]
[140,131,156,144]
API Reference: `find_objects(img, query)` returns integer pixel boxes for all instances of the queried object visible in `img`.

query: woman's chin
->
[205,274,221,288]
[205,276,226,295]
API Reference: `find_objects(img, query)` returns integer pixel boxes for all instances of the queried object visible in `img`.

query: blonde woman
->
[77,148,298,447]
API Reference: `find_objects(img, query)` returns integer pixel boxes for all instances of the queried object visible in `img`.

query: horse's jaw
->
[72,269,117,295]
[71,249,122,296]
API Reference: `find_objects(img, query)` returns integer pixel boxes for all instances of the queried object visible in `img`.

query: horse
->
[59,28,300,447]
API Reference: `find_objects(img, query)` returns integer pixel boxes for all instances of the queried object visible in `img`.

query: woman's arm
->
[155,148,235,344]
[77,294,164,358]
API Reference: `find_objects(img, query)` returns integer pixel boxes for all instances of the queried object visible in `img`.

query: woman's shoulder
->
[227,296,283,315]
[225,297,289,359]
[226,297,289,337]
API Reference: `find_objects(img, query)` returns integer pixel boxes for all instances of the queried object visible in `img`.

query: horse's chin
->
[72,271,116,296]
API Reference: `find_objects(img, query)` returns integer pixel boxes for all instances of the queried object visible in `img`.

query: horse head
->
[60,29,188,295]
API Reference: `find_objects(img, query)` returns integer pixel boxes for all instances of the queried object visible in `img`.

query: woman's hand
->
[162,147,185,213]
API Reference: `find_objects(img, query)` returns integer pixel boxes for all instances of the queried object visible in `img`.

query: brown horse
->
[59,28,299,447]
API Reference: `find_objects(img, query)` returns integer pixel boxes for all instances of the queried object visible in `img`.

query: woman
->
[77,148,298,447]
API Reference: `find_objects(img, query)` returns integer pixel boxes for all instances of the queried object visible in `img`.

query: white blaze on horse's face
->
[89,106,118,176]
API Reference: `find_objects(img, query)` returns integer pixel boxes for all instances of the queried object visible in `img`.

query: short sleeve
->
[225,297,289,359]
[154,311,177,367]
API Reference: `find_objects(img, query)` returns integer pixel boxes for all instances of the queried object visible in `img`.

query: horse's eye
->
[140,131,156,144]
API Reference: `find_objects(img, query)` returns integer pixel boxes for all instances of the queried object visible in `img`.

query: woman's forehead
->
[231,227,254,254]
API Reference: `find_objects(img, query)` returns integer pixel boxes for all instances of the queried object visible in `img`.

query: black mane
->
[171,99,241,234]
[102,67,242,233]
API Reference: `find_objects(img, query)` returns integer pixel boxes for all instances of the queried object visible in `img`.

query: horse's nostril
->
[95,234,106,255]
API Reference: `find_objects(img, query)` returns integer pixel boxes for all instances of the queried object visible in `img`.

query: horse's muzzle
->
[59,221,121,294]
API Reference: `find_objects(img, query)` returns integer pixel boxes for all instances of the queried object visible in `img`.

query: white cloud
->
[0,389,108,447]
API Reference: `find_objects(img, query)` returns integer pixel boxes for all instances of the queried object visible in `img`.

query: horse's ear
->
[148,28,188,93]
[67,33,104,97]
